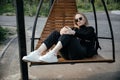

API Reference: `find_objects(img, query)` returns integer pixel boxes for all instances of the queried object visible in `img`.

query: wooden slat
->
[58,55,104,62]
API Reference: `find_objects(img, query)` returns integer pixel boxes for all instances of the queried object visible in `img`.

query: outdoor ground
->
[0,26,16,57]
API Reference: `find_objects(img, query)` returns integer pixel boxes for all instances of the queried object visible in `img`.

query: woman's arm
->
[74,27,95,40]
[60,26,75,35]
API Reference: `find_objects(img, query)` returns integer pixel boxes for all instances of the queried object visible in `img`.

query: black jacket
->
[72,25,100,57]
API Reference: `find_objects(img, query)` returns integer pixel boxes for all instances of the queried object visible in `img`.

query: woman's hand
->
[60,26,68,35]
[60,26,75,35]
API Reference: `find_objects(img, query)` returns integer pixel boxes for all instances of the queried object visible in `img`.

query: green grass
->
[76,0,120,12]
[0,26,9,43]
[0,3,15,15]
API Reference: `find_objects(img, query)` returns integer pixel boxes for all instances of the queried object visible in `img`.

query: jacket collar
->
[79,25,86,28]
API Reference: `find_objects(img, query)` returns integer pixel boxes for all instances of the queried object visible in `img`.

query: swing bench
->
[30,0,115,66]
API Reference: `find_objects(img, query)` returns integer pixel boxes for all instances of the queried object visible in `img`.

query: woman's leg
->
[22,30,60,62]
[43,30,61,49]
[67,38,87,60]
[36,43,47,55]
[60,36,87,60]
[36,30,61,54]
[39,35,74,62]
[40,34,86,62]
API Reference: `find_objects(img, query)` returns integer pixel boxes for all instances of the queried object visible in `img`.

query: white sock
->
[37,43,47,55]
[51,41,63,55]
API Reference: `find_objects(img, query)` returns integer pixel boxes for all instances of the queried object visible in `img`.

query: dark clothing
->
[72,25,98,57]
[43,25,98,60]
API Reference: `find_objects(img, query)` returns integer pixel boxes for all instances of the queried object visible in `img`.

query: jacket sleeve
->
[74,27,95,40]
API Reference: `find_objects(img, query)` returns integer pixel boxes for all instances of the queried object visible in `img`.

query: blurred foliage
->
[0,26,9,42]
[76,0,120,12]
[23,0,50,16]
[0,3,15,15]
[0,0,120,16]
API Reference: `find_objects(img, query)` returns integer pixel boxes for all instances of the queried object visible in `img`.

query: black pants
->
[43,30,87,60]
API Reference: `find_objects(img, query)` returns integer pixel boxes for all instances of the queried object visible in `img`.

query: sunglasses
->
[75,17,83,22]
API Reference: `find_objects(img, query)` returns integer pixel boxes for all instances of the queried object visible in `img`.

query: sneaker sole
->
[39,59,58,63]
[22,58,41,62]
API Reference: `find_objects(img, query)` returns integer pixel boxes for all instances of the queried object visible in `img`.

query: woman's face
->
[75,14,86,27]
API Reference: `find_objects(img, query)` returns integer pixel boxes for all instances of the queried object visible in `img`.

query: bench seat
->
[30,54,113,66]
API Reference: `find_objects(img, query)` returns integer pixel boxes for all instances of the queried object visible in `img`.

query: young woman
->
[22,13,99,63]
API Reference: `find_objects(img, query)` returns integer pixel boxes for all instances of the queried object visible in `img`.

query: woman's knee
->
[51,30,60,36]
[43,30,60,48]
[48,30,60,41]
[58,35,73,47]
[59,35,73,41]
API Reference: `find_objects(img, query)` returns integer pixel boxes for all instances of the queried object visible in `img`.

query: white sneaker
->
[39,51,58,63]
[22,50,41,62]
